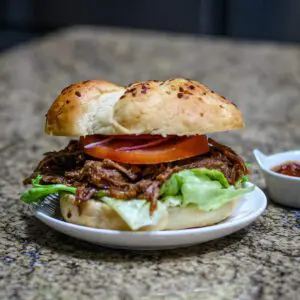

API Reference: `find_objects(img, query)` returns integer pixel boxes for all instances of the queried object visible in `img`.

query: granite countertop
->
[1,26,300,300]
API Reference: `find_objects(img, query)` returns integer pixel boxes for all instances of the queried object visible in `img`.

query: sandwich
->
[21,78,253,231]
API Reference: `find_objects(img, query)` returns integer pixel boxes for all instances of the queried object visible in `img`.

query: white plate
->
[34,184,267,250]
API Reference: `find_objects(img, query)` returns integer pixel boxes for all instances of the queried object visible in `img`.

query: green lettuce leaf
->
[160,168,254,211]
[241,175,249,183]
[21,175,108,204]
[163,195,182,207]
[102,197,167,230]
[20,175,76,204]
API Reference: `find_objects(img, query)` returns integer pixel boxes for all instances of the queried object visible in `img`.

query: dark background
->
[1,0,300,51]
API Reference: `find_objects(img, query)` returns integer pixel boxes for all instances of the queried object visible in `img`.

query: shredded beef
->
[76,185,97,202]
[23,138,248,212]
[102,159,141,181]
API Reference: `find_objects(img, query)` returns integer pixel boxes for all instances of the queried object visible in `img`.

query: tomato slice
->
[81,135,209,164]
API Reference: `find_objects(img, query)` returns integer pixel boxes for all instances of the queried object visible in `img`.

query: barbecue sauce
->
[272,161,300,178]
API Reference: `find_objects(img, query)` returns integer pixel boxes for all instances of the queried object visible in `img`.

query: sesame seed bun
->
[45,79,125,136]
[45,78,244,136]
[113,78,244,136]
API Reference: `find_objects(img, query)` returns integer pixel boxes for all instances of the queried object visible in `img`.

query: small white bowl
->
[253,149,300,208]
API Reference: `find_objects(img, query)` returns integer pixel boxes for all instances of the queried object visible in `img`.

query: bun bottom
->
[60,194,237,231]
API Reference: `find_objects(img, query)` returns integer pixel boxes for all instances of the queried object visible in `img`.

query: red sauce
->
[272,161,300,177]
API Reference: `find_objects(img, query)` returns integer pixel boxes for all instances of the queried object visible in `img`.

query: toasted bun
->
[45,79,125,136]
[60,194,237,231]
[45,78,244,136]
[113,78,244,136]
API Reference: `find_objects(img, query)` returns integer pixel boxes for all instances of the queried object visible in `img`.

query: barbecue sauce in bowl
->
[272,161,300,178]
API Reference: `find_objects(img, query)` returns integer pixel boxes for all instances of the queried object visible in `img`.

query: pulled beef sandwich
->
[21,78,253,231]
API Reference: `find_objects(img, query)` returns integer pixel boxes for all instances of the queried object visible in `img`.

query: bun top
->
[45,78,244,136]
[45,79,125,136]
[113,78,244,136]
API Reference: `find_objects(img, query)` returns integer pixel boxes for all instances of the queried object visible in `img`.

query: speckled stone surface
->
[1,26,300,300]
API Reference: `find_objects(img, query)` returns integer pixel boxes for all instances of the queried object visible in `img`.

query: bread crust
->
[45,79,125,136]
[60,194,237,231]
[45,78,244,136]
[113,78,244,136]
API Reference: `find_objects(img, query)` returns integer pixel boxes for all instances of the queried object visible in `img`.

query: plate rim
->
[35,184,267,237]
